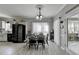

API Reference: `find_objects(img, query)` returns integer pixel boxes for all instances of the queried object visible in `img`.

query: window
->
[2,21,6,29]
[5,22,11,31]
[68,20,79,33]
[2,21,11,32]
[32,22,49,35]
[32,23,42,33]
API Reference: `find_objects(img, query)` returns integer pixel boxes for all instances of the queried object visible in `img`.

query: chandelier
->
[36,5,43,20]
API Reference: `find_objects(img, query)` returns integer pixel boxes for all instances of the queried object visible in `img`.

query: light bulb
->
[39,15,43,20]
[36,16,39,20]
[40,15,42,19]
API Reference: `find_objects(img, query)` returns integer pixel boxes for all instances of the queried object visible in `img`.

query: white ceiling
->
[0,4,65,18]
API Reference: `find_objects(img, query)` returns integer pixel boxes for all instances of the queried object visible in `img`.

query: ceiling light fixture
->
[36,5,43,20]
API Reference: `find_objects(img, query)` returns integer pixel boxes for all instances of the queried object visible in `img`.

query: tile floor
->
[0,41,69,55]
[68,41,79,54]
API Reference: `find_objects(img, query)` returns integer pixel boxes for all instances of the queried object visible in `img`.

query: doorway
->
[68,18,79,54]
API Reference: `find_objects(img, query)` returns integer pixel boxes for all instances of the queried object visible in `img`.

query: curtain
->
[32,22,49,35]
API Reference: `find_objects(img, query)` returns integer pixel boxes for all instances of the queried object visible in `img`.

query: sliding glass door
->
[68,20,79,41]
[67,19,79,54]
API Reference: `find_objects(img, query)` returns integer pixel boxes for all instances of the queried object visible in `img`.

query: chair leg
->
[34,44,37,50]
[29,44,30,49]
[37,43,39,49]
[42,43,45,49]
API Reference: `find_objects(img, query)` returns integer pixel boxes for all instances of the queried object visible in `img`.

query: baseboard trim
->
[0,41,8,42]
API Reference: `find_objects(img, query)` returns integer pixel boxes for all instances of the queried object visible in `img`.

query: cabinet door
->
[22,25,25,40]
[18,25,23,42]
[12,24,18,42]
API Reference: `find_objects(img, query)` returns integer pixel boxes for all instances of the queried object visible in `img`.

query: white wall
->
[19,18,53,34]
[54,19,60,46]
[0,17,54,41]
[60,19,68,49]
[54,5,78,50]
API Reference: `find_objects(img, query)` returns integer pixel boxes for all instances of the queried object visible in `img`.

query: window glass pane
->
[2,21,6,29]
[32,22,49,35]
[5,23,11,31]
[32,23,41,33]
